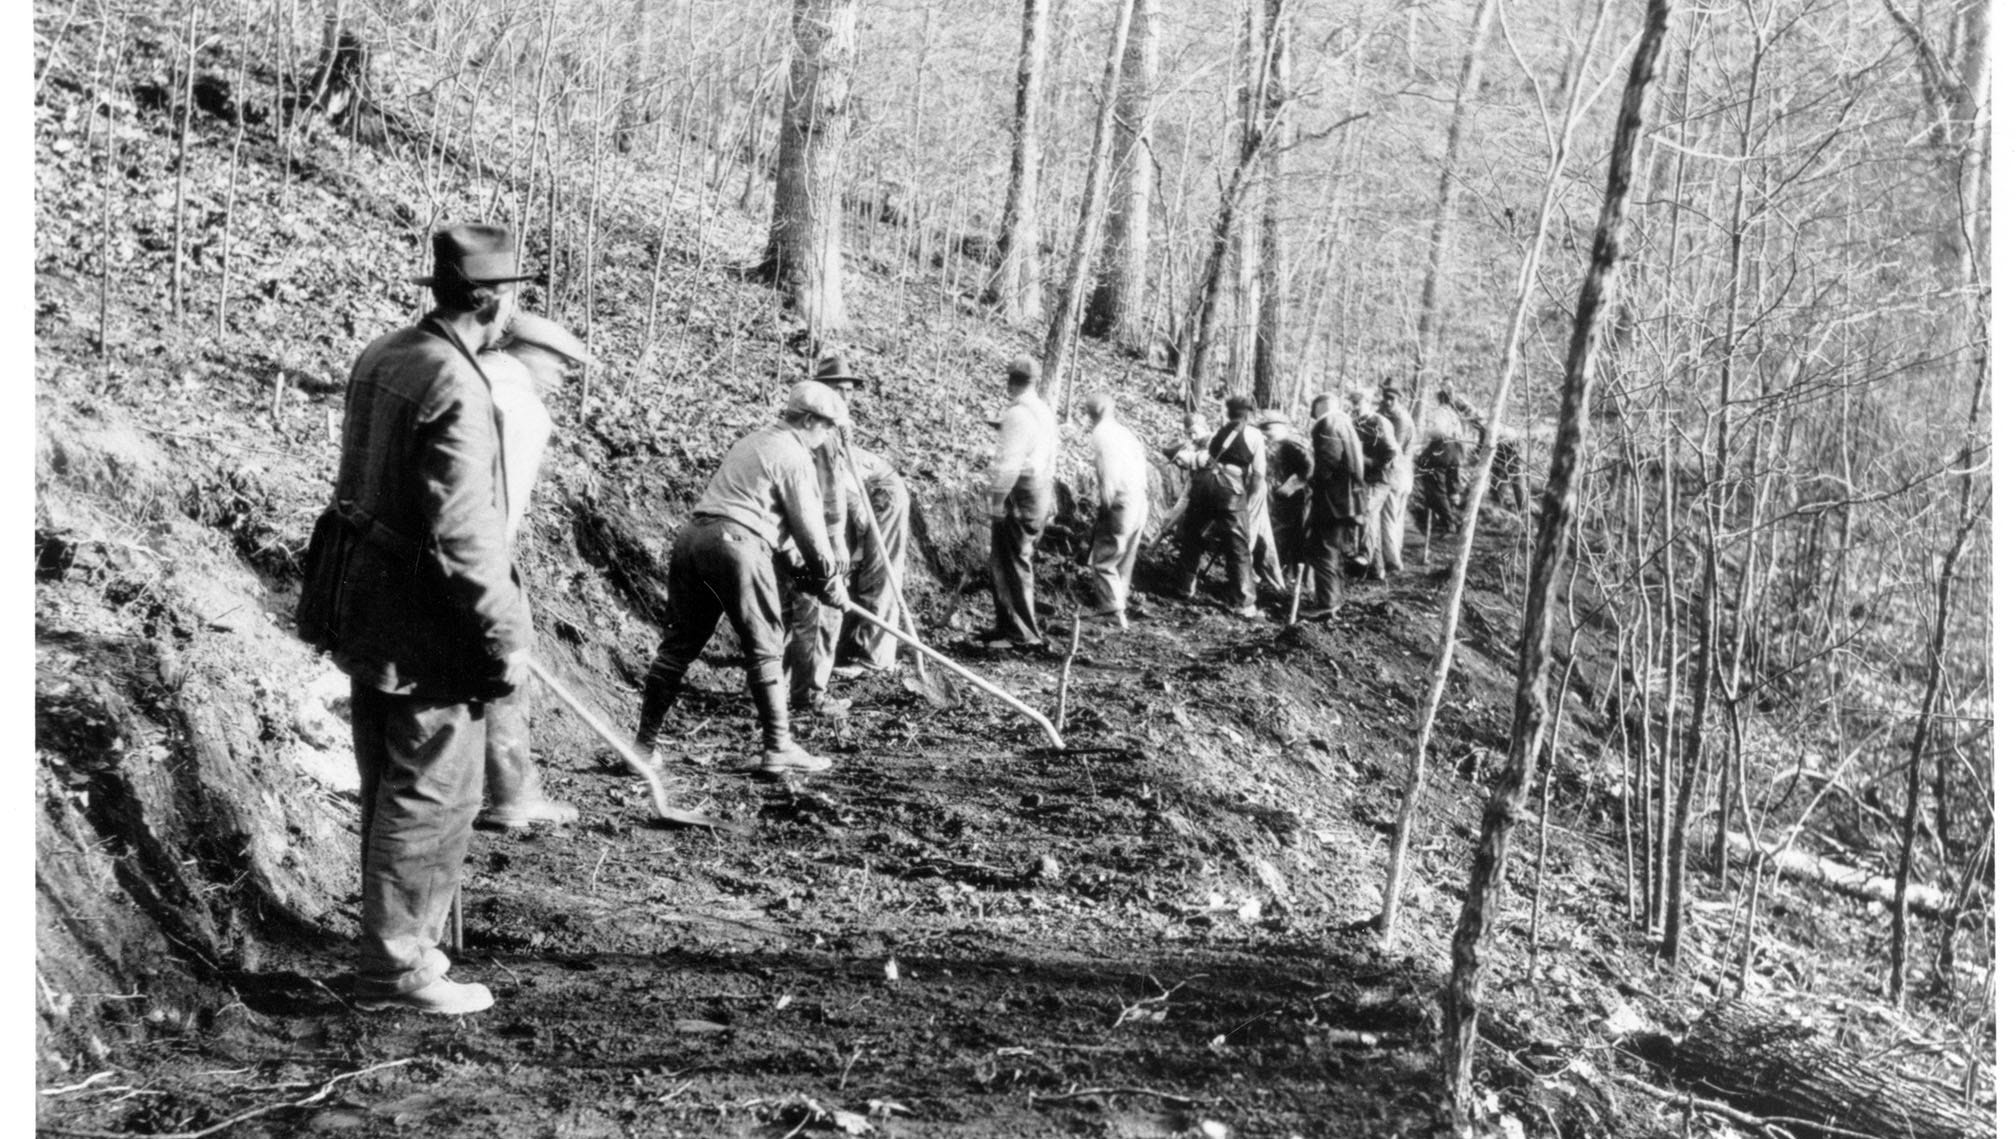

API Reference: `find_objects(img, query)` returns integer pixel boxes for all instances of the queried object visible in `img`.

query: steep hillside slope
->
[33,12,1988,1139]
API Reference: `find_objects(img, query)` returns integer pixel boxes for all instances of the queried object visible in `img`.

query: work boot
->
[739,742,834,775]
[791,694,852,718]
[739,677,833,776]
[630,664,685,773]
[356,975,494,1016]
[478,714,580,830]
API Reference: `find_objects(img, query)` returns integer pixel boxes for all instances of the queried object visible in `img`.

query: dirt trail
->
[41,520,1566,1137]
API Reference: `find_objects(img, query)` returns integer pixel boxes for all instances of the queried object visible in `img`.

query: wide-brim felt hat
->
[808,352,865,387]
[410,223,541,286]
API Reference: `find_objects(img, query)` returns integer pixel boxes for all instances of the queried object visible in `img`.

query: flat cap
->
[785,379,851,427]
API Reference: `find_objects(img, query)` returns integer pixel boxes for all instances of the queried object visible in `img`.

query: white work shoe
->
[357,975,494,1016]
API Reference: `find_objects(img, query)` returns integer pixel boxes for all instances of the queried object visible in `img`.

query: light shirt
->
[693,421,834,571]
[1088,414,1150,507]
[480,352,553,547]
[989,388,1060,501]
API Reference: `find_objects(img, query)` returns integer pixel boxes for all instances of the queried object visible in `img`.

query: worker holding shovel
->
[632,382,851,777]
[472,313,594,830]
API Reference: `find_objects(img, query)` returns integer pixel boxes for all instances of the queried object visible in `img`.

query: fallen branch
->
[37,1058,415,1139]
[1724,831,1950,919]
[1030,1085,1208,1106]
[1611,1070,1799,1139]
[40,1073,118,1097]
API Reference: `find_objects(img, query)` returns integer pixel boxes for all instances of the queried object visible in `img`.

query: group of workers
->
[306,223,1526,1015]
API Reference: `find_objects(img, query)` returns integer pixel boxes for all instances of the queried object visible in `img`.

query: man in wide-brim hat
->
[307,223,539,1015]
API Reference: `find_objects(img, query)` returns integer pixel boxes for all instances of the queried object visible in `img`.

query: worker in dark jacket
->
[1177,395,1268,618]
[1303,391,1364,619]
[1415,385,1470,532]
[1445,388,1530,511]
[634,382,851,777]
[323,224,536,1015]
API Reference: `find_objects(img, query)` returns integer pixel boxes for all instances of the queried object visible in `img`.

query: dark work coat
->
[1309,410,1365,522]
[328,320,532,697]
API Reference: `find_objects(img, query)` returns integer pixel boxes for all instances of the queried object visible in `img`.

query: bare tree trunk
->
[1037,0,1138,401]
[169,1,199,324]
[1443,0,1670,1125]
[1082,0,1158,352]
[987,0,1052,323]
[761,0,859,337]
[1409,0,1493,391]
[612,0,651,153]
[1179,2,1292,411]
[213,0,254,339]
[1249,0,1288,410]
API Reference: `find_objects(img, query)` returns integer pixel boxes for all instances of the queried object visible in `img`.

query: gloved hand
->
[817,573,849,611]
[502,647,532,690]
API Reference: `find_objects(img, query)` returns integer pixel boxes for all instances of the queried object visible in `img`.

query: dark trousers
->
[1177,476,1253,609]
[989,476,1053,643]
[350,683,485,998]
[1307,507,1360,612]
[638,515,791,751]
[1419,450,1466,530]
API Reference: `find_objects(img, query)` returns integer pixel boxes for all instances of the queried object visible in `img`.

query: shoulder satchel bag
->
[294,503,353,651]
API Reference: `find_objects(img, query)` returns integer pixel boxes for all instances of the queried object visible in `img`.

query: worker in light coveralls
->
[324,224,536,1015]
[633,381,851,777]
[471,313,594,831]
[1080,393,1149,628]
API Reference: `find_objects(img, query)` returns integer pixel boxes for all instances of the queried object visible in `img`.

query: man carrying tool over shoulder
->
[633,382,850,777]
[979,355,1059,650]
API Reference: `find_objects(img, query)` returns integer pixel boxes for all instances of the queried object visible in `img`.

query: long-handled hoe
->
[528,658,753,835]
[837,439,953,707]
[836,599,1066,750]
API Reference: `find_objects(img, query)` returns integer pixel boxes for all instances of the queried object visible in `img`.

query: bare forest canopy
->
[32,0,1991,1135]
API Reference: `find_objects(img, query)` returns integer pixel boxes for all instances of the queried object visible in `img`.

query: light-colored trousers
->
[1088,494,1146,615]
